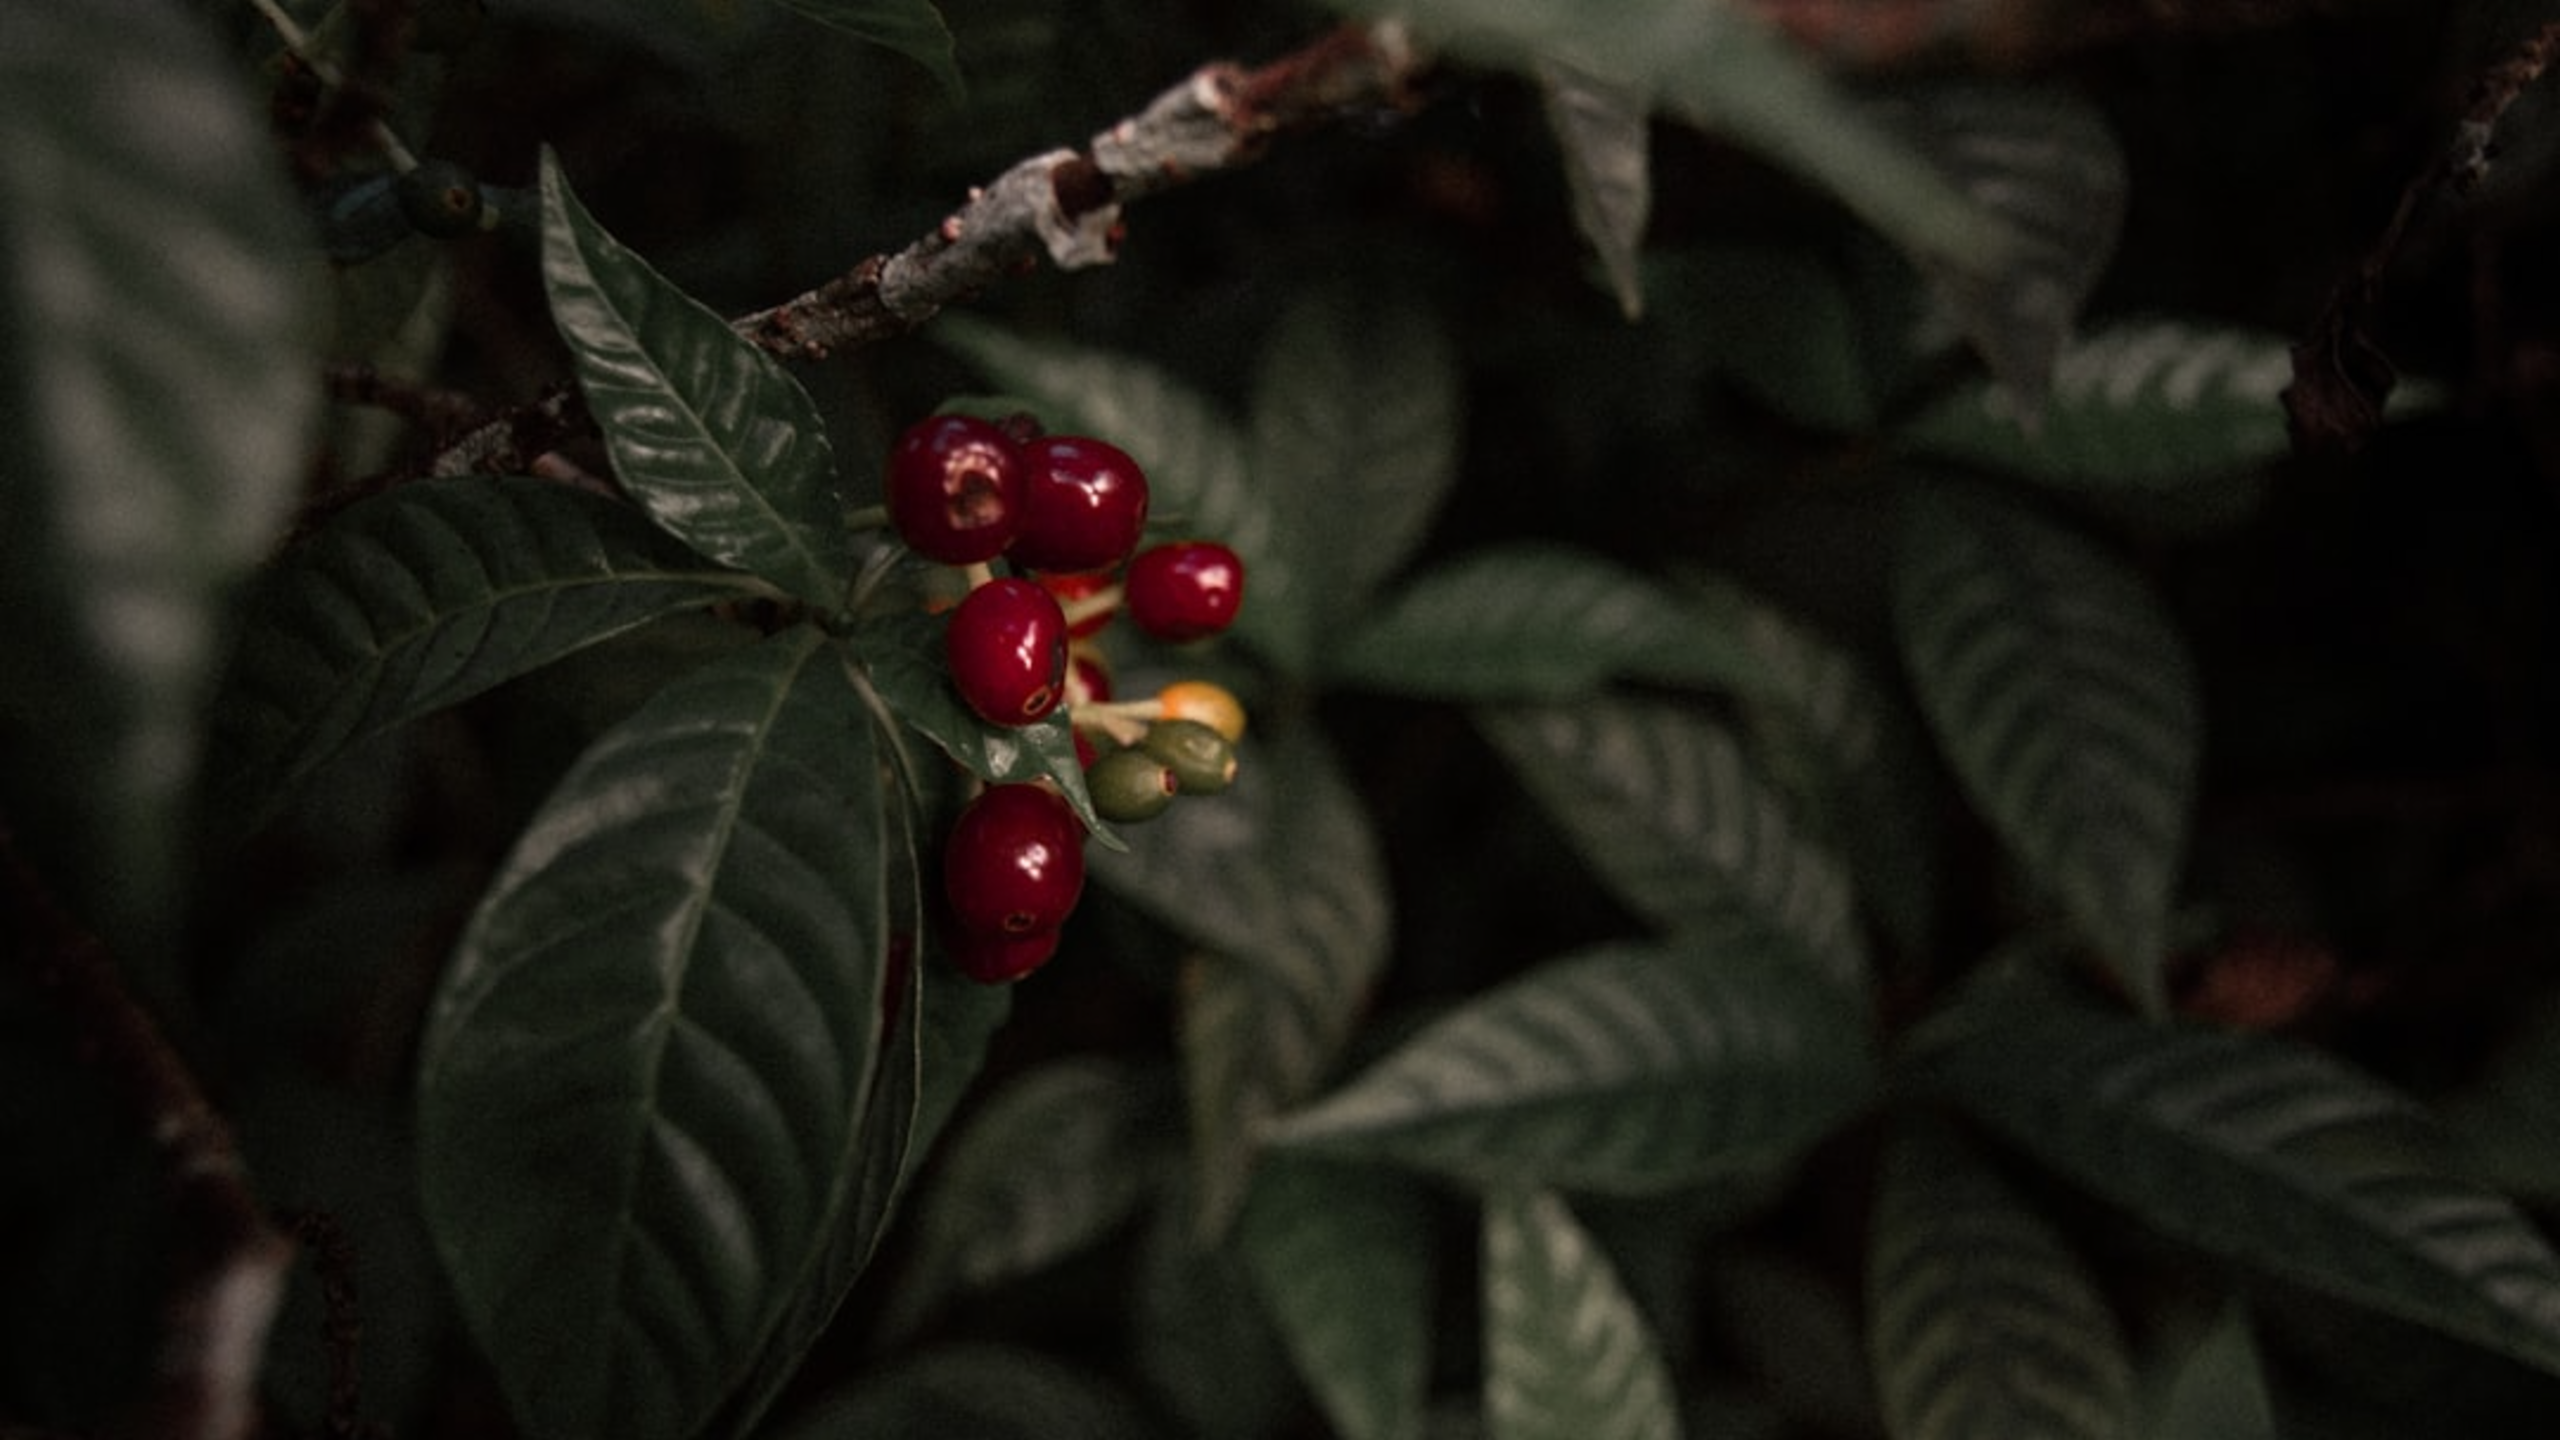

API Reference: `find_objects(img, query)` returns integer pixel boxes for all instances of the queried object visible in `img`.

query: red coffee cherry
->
[1124,541,1244,642]
[943,784,1086,941]
[945,578,1068,725]
[946,924,1062,985]
[1011,435,1150,573]
[888,415,1025,565]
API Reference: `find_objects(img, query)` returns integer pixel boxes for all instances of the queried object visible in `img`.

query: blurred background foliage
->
[12,0,2560,1435]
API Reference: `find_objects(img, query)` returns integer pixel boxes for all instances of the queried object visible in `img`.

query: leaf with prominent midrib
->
[1,0,317,945]
[206,477,764,828]
[1899,321,2297,497]
[1892,482,2196,1012]
[1867,1121,2136,1440]
[1482,1188,1679,1440]
[1267,938,1872,1194]
[1239,1156,1434,1440]
[418,628,898,1440]
[541,151,853,607]
[1479,694,1866,992]
[1903,980,2560,1383]
[1870,84,2125,409]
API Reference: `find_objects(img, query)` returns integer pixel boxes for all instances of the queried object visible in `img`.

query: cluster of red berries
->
[886,412,1249,984]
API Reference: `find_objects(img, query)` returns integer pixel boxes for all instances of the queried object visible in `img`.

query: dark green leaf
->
[207,477,763,828]
[539,151,854,606]
[1899,321,2297,496]
[769,0,963,97]
[1136,1206,1305,1440]
[1481,1189,1679,1440]
[880,1058,1174,1340]
[1904,980,2560,1382]
[2145,1304,2277,1440]
[1245,291,1463,671]
[0,0,317,943]
[1478,695,1866,991]
[772,1344,1167,1440]
[1891,482,2197,1011]
[1268,938,1872,1193]
[1870,85,2125,407]
[1240,1156,1435,1440]
[1093,717,1392,1231]
[851,608,1116,845]
[1650,246,1886,433]
[1538,64,1650,319]
[1331,545,1759,700]
[1867,1121,2136,1440]
[418,629,898,1440]
[1320,0,2014,357]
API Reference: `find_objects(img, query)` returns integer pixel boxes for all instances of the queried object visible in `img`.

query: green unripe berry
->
[396,159,483,237]
[1085,746,1177,823]
[1140,718,1237,795]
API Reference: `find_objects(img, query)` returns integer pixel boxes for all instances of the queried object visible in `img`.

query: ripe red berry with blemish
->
[887,414,1025,565]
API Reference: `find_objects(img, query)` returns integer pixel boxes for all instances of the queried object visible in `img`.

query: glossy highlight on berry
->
[945,578,1069,725]
[1011,435,1150,573]
[1125,540,1245,641]
[943,784,1086,942]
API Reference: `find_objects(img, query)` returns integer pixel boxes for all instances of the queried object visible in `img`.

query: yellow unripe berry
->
[1156,680,1245,743]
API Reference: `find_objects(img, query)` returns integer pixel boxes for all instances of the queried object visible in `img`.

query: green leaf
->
[1320,0,2016,362]
[769,0,963,97]
[1478,695,1867,991]
[1239,1156,1435,1440]
[851,608,1115,845]
[1268,938,1872,1194]
[1867,1121,2136,1440]
[1331,545,1760,700]
[1246,290,1463,673]
[206,477,764,829]
[1899,321,2297,497]
[1903,980,2560,1383]
[1870,84,2126,407]
[539,151,853,606]
[1093,717,1391,1232]
[1481,1189,1680,1440]
[2144,1304,2276,1440]
[880,1058,1174,1340]
[1891,482,2198,1011]
[1538,64,1651,319]
[0,0,317,944]
[1135,1206,1306,1439]
[772,1344,1166,1440]
[418,628,899,1440]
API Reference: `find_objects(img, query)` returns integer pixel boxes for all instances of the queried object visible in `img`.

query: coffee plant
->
[10,1,2560,1437]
